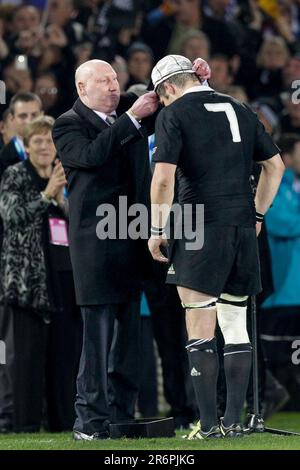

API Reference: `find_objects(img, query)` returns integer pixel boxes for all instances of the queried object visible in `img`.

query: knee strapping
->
[182,298,217,311]
[224,343,252,356]
[186,337,217,353]
[217,294,249,344]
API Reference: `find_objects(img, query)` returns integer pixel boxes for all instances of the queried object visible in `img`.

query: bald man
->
[52,60,158,440]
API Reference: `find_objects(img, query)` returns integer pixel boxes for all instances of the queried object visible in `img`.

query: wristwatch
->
[127,108,141,123]
[40,191,53,204]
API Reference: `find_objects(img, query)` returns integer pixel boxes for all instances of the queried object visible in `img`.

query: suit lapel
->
[73,98,108,132]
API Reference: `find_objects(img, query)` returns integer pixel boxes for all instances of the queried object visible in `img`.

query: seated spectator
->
[209,54,233,92]
[283,53,300,90]
[47,0,88,46]
[111,54,129,92]
[34,72,65,118]
[280,91,300,133]
[1,58,34,102]
[0,116,81,432]
[141,0,238,62]
[180,30,210,62]
[225,85,248,103]
[126,41,153,88]
[254,36,290,98]
[251,100,280,139]
[0,109,15,151]
[0,92,42,180]
[10,4,41,40]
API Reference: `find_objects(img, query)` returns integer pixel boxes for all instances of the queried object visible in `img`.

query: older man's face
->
[83,63,121,114]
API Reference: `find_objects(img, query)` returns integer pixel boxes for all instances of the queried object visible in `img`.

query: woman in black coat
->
[0,116,81,433]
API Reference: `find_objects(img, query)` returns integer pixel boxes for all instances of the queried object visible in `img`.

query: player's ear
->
[165,81,176,95]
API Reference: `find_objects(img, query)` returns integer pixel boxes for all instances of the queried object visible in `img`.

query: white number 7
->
[204,103,241,143]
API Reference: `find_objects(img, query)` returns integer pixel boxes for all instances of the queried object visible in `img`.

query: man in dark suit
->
[52,59,158,440]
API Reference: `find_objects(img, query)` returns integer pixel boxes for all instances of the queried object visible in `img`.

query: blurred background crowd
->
[0,0,300,433]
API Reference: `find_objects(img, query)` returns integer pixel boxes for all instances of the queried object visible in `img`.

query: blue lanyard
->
[13,137,27,161]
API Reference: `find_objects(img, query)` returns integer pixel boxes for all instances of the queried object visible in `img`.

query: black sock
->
[223,343,252,427]
[186,338,219,432]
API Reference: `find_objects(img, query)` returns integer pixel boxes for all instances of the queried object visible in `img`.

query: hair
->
[23,115,55,147]
[1,108,11,123]
[256,36,290,67]
[12,4,40,19]
[180,30,211,52]
[9,92,42,115]
[156,72,199,98]
[277,134,300,156]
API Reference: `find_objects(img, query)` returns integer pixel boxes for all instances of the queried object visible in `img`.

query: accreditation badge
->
[49,218,69,247]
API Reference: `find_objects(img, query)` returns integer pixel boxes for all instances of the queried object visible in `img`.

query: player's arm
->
[148,108,181,262]
[255,152,285,236]
[149,162,177,263]
[255,153,285,217]
[251,112,285,235]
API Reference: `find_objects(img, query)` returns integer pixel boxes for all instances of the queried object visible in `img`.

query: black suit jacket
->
[0,140,21,180]
[52,96,153,305]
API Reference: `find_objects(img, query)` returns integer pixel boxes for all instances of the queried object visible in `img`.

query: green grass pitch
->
[0,413,300,450]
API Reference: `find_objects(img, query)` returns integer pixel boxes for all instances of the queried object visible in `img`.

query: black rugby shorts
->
[166,226,261,297]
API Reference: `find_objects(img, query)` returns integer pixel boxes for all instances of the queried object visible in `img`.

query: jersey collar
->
[182,84,214,96]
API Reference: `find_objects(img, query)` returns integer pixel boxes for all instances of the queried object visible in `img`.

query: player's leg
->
[178,286,221,436]
[217,293,252,435]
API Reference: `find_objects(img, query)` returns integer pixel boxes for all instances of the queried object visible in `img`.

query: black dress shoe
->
[73,430,110,441]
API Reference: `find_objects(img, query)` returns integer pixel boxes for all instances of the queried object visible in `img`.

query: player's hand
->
[192,58,211,82]
[256,222,262,237]
[129,91,159,120]
[148,236,169,263]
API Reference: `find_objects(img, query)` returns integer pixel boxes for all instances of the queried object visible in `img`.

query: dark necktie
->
[106,115,117,126]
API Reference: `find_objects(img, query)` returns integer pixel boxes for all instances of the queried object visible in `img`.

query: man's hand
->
[192,58,211,82]
[148,236,169,263]
[46,24,68,48]
[129,91,159,120]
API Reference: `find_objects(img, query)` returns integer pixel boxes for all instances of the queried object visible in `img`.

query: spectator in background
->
[47,0,87,46]
[254,36,290,99]
[283,54,300,90]
[261,134,300,411]
[11,4,41,36]
[226,84,248,103]
[111,54,129,92]
[0,116,81,432]
[1,58,33,103]
[209,54,233,92]
[0,92,42,179]
[0,109,15,151]
[251,101,280,139]
[126,41,153,88]
[142,0,238,62]
[34,72,65,118]
[180,30,210,62]
[280,91,300,133]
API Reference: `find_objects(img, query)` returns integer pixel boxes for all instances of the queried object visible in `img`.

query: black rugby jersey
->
[153,87,279,227]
